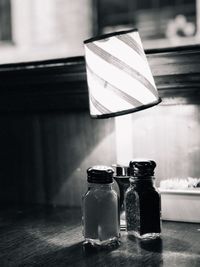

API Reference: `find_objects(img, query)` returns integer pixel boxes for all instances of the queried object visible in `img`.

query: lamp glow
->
[84,29,161,118]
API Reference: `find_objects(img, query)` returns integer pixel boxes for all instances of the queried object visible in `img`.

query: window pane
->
[0,0,92,63]
[0,0,199,64]
[96,0,197,50]
[0,0,12,41]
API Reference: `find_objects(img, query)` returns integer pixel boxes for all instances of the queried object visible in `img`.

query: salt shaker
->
[82,165,120,247]
[125,160,161,240]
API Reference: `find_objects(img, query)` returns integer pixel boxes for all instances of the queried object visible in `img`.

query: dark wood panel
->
[0,46,200,207]
[0,112,116,207]
[0,56,88,112]
[146,45,200,104]
[0,45,200,112]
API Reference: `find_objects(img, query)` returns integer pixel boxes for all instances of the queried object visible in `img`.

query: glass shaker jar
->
[113,165,130,230]
[125,160,161,240]
[82,165,120,247]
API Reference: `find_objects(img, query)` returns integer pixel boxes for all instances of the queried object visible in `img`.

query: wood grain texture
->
[0,46,200,207]
[0,206,199,267]
[0,56,88,112]
[146,45,200,105]
[0,45,200,112]
[0,112,116,207]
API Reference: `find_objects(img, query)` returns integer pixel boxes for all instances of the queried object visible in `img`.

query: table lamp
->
[83,29,161,230]
[83,28,161,119]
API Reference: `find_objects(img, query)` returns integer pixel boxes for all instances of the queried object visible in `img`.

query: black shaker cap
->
[129,159,156,177]
[87,165,114,183]
[113,165,130,177]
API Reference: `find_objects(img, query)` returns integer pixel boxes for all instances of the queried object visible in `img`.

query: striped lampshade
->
[84,29,161,118]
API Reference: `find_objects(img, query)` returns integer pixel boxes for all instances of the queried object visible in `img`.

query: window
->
[0,0,199,64]
[95,0,198,49]
[0,0,92,64]
[0,0,12,42]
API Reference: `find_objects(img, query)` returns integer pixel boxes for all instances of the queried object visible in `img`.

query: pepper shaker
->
[125,159,161,240]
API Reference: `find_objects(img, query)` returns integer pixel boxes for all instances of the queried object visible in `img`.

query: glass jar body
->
[125,178,161,240]
[113,175,130,230]
[82,183,120,246]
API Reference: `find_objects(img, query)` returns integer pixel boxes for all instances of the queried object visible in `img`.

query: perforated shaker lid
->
[87,165,114,183]
[129,159,156,177]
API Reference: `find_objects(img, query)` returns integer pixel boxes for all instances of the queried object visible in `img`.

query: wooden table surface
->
[0,206,199,267]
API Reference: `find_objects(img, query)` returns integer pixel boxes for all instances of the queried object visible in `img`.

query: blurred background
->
[0,1,200,208]
[0,0,199,63]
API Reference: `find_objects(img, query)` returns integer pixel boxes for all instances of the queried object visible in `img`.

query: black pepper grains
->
[125,160,161,240]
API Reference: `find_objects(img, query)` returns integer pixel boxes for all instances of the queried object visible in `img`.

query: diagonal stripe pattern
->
[117,34,146,60]
[90,94,112,114]
[87,64,143,107]
[84,29,161,118]
[87,42,158,98]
